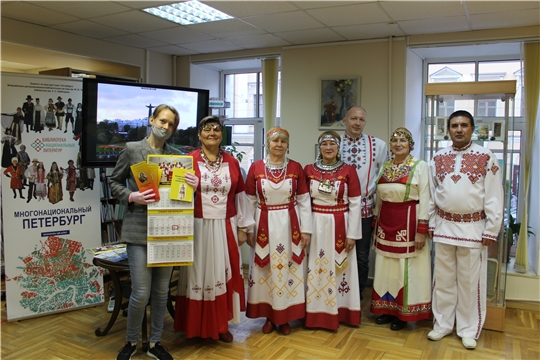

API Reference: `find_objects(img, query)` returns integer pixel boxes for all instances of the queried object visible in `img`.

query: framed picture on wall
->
[319,77,360,130]
[434,116,448,140]
[491,120,505,141]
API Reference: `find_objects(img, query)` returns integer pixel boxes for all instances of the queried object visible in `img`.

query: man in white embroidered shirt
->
[427,110,503,350]
[340,106,387,301]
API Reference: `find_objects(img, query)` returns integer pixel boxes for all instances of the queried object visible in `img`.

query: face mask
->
[152,125,172,142]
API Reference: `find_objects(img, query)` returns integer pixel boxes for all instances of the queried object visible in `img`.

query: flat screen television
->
[81,78,209,168]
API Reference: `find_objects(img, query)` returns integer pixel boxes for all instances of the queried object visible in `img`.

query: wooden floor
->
[2,275,539,360]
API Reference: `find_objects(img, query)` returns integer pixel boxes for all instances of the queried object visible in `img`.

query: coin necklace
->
[315,159,343,194]
[264,157,288,190]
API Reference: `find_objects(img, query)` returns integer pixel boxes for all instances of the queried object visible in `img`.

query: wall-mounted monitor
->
[81,78,209,168]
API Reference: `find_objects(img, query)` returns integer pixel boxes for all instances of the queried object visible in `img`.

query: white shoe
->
[427,330,449,341]
[462,338,477,349]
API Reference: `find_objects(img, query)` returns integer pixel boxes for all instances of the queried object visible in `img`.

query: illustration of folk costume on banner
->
[175,116,255,342]
[245,127,312,332]
[304,131,362,330]
[371,128,431,325]
[47,161,63,204]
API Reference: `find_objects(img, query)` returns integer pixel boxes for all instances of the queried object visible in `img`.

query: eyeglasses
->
[201,124,223,133]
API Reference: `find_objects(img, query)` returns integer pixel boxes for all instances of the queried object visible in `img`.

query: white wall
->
[190,64,220,98]
[404,48,424,158]
[280,39,408,166]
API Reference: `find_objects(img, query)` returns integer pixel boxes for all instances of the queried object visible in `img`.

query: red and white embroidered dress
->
[304,162,362,330]
[245,159,312,325]
[174,150,254,340]
[371,155,432,321]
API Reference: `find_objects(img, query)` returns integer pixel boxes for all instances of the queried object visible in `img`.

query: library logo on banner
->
[30,136,76,153]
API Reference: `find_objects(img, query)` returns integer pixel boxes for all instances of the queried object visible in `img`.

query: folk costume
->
[35,165,47,200]
[428,141,503,340]
[304,157,362,330]
[1,135,18,168]
[340,132,387,299]
[245,157,312,326]
[34,101,46,133]
[174,150,254,340]
[371,154,431,322]
[47,165,63,204]
[22,99,34,131]
[4,160,24,198]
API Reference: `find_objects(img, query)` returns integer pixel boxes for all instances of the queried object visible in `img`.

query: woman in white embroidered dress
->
[304,131,362,330]
[245,127,312,335]
[174,116,254,343]
[371,127,431,330]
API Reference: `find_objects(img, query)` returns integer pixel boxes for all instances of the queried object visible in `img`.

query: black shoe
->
[375,314,395,324]
[116,342,136,360]
[147,342,172,360]
[390,318,407,331]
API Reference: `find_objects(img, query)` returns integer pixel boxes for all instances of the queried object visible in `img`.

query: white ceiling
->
[1,0,538,71]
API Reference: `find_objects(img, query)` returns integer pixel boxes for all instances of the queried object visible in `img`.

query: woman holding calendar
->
[174,115,255,343]
[109,104,180,360]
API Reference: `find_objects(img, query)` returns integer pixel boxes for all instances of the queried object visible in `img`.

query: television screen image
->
[82,78,209,168]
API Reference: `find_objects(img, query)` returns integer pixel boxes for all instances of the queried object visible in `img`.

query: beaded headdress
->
[318,131,341,146]
[266,127,289,141]
[390,127,415,150]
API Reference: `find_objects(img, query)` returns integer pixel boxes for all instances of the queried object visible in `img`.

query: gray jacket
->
[109,138,180,245]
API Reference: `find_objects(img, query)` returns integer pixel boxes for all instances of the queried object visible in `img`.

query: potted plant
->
[506,215,535,262]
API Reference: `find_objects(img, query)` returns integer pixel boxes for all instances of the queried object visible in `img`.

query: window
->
[478,100,497,117]
[224,71,281,119]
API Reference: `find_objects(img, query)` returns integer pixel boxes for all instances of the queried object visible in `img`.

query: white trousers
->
[432,243,488,339]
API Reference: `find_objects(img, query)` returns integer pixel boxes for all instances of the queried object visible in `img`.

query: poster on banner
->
[1,72,103,321]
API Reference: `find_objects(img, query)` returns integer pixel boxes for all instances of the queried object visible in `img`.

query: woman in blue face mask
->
[109,104,180,360]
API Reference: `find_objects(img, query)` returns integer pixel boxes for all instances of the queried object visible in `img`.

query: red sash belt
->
[375,200,418,258]
[437,208,486,223]
[255,201,304,267]
[313,204,348,254]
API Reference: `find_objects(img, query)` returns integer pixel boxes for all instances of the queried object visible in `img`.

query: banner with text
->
[1,72,103,321]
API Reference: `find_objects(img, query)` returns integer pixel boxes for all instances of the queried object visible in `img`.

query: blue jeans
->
[356,217,373,300]
[126,244,173,344]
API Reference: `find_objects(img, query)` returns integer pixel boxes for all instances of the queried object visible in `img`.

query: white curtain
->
[262,58,279,134]
[514,42,540,273]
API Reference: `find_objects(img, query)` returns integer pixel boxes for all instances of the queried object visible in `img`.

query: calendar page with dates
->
[145,155,194,267]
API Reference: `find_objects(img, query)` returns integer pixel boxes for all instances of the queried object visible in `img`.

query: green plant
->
[223,142,246,163]
[507,214,535,247]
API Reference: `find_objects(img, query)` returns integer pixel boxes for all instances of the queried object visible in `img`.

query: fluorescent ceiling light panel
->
[143,1,233,25]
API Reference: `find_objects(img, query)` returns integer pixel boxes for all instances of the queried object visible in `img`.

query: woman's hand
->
[415,232,427,250]
[246,232,256,248]
[345,238,355,253]
[129,189,156,204]
[185,172,199,188]
[237,229,247,246]
[301,233,311,250]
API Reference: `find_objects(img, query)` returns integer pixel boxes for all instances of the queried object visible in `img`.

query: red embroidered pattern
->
[491,164,500,175]
[460,152,489,184]
[437,208,486,223]
[433,153,456,183]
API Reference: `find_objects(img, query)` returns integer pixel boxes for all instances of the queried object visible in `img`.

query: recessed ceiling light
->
[143,1,233,25]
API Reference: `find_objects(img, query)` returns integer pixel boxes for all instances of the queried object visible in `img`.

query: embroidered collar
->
[452,141,472,152]
[343,132,363,142]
